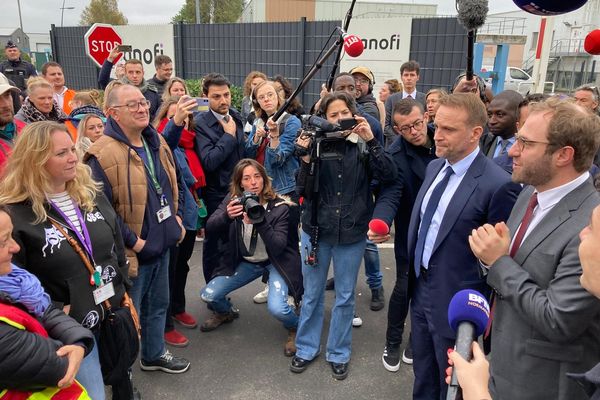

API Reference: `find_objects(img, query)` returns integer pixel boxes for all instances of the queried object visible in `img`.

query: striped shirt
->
[47,191,81,234]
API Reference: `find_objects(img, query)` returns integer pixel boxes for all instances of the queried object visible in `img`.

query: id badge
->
[157,205,172,223]
[93,281,115,305]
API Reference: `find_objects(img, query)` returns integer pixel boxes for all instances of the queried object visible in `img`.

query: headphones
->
[349,66,375,94]
[451,73,487,103]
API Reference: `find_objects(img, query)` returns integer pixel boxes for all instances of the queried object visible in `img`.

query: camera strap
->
[239,222,259,257]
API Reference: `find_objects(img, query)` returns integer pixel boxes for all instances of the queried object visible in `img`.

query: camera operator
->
[199,159,302,357]
[290,92,396,380]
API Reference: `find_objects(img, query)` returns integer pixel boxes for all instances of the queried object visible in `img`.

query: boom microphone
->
[343,33,364,58]
[513,0,588,16]
[446,289,490,400]
[456,0,488,81]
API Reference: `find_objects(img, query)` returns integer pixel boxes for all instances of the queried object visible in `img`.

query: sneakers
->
[325,277,335,291]
[140,350,190,374]
[253,285,269,304]
[284,329,297,357]
[200,311,237,332]
[402,344,413,365]
[164,329,189,347]
[173,312,197,328]
[382,344,401,372]
[352,314,363,327]
[370,286,385,311]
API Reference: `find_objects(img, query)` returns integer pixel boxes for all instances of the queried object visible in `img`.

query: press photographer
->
[291,92,396,380]
[200,159,303,357]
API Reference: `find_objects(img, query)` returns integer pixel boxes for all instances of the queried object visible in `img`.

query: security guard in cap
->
[0,41,37,92]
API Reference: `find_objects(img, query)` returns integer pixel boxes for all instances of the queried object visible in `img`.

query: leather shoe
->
[330,362,349,380]
[290,355,315,373]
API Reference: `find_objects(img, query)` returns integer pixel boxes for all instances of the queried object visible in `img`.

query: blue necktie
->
[414,166,454,277]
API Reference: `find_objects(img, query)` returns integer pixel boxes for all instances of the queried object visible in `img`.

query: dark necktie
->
[413,166,454,277]
[498,139,510,156]
[484,192,538,338]
[406,94,413,99]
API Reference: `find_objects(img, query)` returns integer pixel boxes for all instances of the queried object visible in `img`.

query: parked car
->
[482,66,535,95]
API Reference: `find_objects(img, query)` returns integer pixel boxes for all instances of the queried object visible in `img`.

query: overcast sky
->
[0,0,521,34]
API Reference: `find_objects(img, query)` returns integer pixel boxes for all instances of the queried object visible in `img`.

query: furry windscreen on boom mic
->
[456,0,489,31]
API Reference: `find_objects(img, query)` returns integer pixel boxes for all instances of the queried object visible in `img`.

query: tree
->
[80,0,128,26]
[171,0,244,24]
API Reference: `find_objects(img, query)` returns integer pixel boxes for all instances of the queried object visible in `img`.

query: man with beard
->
[0,73,25,172]
[480,90,523,173]
[470,98,600,400]
[350,66,380,122]
[41,61,76,114]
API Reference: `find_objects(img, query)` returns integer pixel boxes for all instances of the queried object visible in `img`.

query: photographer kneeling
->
[200,159,302,356]
[291,92,396,380]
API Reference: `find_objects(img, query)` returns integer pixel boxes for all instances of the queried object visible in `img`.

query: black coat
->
[0,296,94,391]
[206,195,303,303]
[9,193,129,330]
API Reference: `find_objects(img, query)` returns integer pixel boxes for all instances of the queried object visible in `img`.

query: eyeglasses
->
[257,92,277,102]
[396,119,424,135]
[354,78,370,85]
[514,134,553,150]
[112,99,151,112]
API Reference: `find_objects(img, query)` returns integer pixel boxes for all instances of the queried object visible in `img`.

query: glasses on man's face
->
[257,92,276,102]
[112,99,151,112]
[514,133,552,150]
[355,78,369,85]
[397,119,424,135]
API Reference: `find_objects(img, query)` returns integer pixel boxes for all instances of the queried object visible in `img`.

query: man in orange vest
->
[42,62,76,115]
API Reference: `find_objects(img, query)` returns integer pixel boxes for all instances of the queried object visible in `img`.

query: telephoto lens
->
[241,192,265,222]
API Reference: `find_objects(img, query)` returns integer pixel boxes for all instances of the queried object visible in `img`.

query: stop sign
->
[84,23,122,68]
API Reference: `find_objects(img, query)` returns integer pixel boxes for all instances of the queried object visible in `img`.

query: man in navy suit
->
[407,93,520,399]
[194,73,245,282]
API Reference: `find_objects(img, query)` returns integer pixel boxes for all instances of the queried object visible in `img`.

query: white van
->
[482,66,535,95]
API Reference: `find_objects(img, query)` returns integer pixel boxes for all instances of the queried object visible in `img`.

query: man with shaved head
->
[480,90,524,173]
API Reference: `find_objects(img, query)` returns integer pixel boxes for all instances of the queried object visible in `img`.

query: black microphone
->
[301,115,341,132]
[456,0,488,81]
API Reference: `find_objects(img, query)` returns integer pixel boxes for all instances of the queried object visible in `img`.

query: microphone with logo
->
[342,32,365,58]
[446,289,490,400]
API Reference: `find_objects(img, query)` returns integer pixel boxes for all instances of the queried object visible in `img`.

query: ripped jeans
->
[200,261,298,330]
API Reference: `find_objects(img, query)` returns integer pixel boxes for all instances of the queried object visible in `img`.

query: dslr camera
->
[235,191,265,223]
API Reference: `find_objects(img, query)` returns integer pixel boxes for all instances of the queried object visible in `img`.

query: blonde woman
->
[75,113,105,154]
[161,77,189,103]
[15,77,68,123]
[0,121,131,399]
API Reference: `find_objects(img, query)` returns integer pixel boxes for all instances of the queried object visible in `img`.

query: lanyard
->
[49,199,95,265]
[141,137,163,196]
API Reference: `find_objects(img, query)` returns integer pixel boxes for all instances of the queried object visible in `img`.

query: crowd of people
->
[1,36,600,400]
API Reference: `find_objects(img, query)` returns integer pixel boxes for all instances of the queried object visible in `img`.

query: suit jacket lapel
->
[506,185,533,236]
[430,152,485,254]
[513,180,596,264]
[407,159,444,254]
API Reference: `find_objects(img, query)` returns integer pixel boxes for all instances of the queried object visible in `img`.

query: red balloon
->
[585,30,600,55]
[512,0,587,15]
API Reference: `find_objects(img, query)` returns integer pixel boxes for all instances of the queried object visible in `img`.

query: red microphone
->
[369,219,389,235]
[585,30,600,55]
[343,33,364,58]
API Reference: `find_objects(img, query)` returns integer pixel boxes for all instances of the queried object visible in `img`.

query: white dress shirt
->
[403,89,417,99]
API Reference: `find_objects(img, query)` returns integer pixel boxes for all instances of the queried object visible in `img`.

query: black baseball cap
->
[5,41,17,49]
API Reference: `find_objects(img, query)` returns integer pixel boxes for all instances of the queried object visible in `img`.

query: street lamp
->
[60,0,75,27]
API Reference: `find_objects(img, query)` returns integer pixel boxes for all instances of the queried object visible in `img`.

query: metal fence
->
[50,17,469,107]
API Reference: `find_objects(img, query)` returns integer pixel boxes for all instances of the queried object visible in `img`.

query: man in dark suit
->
[194,73,245,282]
[479,90,523,173]
[407,93,519,399]
[470,99,600,400]
[384,60,426,146]
[368,98,437,371]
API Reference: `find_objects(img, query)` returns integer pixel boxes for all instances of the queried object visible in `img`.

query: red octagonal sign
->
[84,23,123,68]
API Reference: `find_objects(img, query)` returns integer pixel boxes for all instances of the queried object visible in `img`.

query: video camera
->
[294,115,357,160]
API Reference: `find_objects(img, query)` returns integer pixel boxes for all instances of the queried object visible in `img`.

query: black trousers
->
[165,230,197,331]
[385,260,411,346]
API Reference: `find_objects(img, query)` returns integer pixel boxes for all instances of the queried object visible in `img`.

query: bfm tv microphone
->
[513,0,588,15]
[446,289,490,400]
[456,0,488,81]
[369,219,390,235]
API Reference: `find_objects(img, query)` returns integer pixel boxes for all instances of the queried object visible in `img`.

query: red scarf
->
[158,118,206,190]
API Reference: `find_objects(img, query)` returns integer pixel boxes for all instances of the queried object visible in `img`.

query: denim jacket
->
[245,113,301,195]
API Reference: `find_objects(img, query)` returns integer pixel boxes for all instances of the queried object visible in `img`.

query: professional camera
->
[236,191,265,223]
[294,115,351,159]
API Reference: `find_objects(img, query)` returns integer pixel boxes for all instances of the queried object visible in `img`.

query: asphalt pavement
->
[133,241,414,400]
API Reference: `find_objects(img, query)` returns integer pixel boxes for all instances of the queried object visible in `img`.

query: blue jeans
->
[76,335,106,400]
[200,261,298,330]
[129,251,170,362]
[363,239,383,289]
[295,231,365,364]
